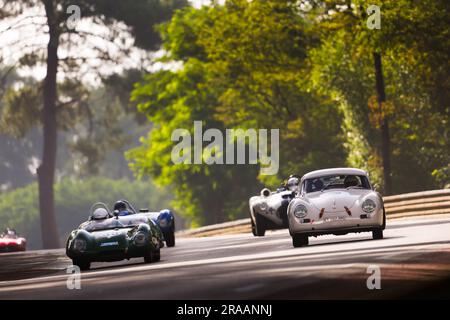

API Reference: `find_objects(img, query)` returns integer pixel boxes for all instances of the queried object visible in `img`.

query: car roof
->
[301,168,368,180]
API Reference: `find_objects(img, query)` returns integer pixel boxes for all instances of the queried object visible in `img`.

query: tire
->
[153,248,161,262]
[251,219,257,236]
[254,215,266,237]
[72,259,90,271]
[165,230,175,247]
[292,234,309,247]
[382,207,386,230]
[372,228,383,240]
[144,249,160,263]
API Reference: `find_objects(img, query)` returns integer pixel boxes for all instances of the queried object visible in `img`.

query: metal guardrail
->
[177,218,251,237]
[178,189,450,237]
[383,189,450,218]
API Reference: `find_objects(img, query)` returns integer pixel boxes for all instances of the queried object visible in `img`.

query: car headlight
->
[362,199,376,213]
[258,202,268,212]
[134,233,146,246]
[73,239,87,252]
[293,204,308,218]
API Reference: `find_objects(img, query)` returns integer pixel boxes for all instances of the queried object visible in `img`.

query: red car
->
[0,228,26,253]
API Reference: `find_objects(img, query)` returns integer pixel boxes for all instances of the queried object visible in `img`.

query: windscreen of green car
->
[82,216,149,232]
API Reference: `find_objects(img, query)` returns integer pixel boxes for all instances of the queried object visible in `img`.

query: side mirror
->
[113,210,119,219]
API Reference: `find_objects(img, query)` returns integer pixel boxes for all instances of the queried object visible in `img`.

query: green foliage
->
[0,177,172,249]
[0,69,154,189]
[308,0,449,193]
[308,17,383,186]
[71,0,189,50]
[0,0,187,245]
[432,165,450,189]
[129,60,262,226]
[1,85,41,138]
[0,0,190,187]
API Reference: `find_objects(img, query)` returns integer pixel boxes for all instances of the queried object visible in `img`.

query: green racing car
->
[66,202,164,270]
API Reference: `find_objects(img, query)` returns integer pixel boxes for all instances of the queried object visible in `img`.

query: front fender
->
[148,220,165,248]
[287,198,316,226]
[349,191,383,213]
[66,229,95,256]
[156,209,174,232]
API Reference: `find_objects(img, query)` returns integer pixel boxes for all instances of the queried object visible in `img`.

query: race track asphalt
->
[1,216,450,299]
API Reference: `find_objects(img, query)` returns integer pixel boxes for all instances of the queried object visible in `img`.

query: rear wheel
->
[72,259,90,271]
[292,234,308,247]
[254,215,266,237]
[372,228,383,240]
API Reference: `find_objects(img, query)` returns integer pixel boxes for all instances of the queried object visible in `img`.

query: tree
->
[373,52,391,194]
[0,65,40,190]
[129,61,262,226]
[0,0,187,248]
[307,0,449,193]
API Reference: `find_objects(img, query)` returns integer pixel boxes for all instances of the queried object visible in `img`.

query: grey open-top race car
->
[248,175,300,236]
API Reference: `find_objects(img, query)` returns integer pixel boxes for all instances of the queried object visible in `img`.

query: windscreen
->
[82,216,148,232]
[304,175,371,193]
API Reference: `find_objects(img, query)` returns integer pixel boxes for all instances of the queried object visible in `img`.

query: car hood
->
[89,228,132,243]
[307,190,367,213]
[141,212,160,220]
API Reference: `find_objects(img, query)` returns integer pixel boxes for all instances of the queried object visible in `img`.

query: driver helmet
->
[92,208,109,220]
[113,200,127,212]
[286,175,300,191]
[5,228,16,236]
[344,175,360,188]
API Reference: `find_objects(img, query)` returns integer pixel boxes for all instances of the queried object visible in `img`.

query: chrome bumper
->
[289,208,383,235]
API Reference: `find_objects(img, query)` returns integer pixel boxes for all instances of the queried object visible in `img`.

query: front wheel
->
[165,231,175,247]
[254,215,266,237]
[153,248,161,262]
[72,259,90,271]
[144,248,160,263]
[292,234,308,247]
[372,228,383,240]
[251,219,257,236]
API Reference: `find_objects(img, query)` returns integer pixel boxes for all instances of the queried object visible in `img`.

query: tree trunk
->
[373,52,392,195]
[37,0,60,248]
